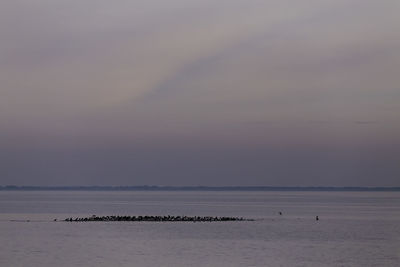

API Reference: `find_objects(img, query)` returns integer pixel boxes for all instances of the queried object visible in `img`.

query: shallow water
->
[1,191,399,266]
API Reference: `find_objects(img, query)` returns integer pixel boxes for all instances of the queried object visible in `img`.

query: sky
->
[0,0,399,186]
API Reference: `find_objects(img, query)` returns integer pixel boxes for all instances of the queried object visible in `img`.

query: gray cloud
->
[0,0,399,186]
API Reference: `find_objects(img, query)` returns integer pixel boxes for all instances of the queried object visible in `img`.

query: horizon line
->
[1,185,400,192]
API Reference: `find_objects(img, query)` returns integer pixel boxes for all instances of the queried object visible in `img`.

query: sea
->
[0,191,399,266]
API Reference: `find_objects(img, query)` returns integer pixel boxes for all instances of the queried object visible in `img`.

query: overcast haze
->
[1,0,399,186]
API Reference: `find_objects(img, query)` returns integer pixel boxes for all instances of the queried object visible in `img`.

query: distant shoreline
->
[1,186,400,191]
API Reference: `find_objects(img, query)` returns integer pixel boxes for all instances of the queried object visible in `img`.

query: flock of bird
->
[64,215,253,222]
[62,212,320,222]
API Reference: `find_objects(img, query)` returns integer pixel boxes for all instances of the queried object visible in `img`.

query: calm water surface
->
[0,191,399,266]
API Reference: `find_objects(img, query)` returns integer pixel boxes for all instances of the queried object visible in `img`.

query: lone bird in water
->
[279,212,282,215]
[316,216,319,221]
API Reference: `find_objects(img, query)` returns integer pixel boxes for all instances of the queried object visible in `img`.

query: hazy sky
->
[1,0,399,186]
